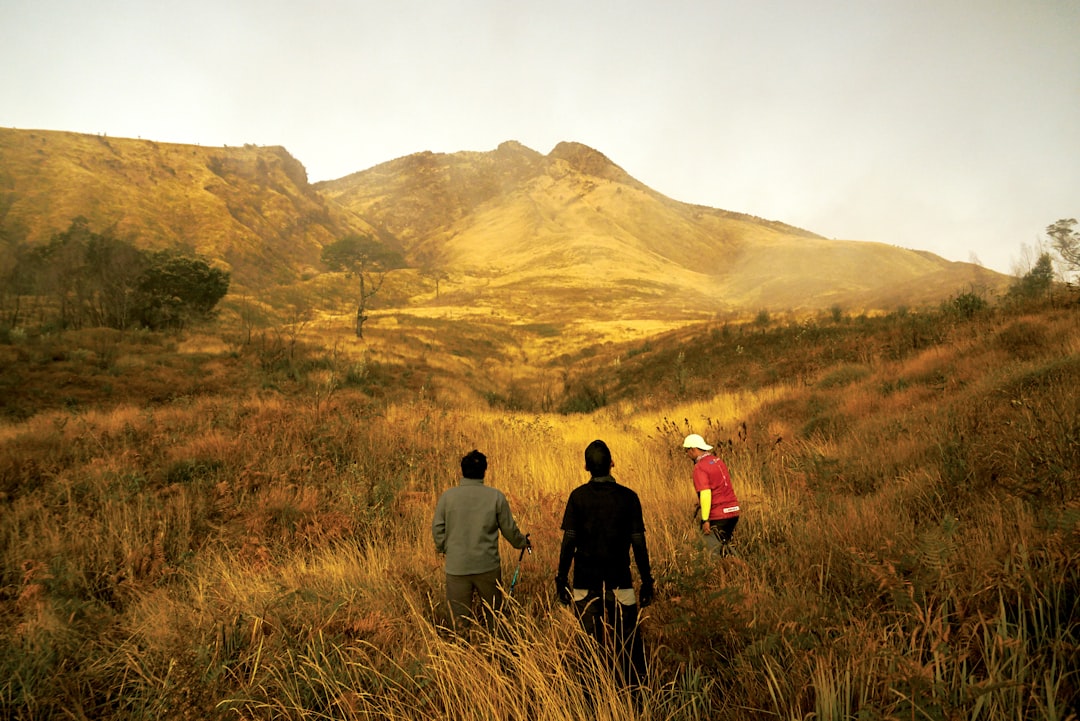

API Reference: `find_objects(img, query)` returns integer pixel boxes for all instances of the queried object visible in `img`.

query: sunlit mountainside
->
[1,127,1007,321]
[0,128,378,287]
[318,139,1008,316]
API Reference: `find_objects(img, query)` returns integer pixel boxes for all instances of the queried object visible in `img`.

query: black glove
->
[555,577,572,606]
[525,534,533,552]
[638,579,655,608]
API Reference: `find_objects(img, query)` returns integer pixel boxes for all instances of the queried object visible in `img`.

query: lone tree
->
[1047,218,1079,278]
[419,265,450,299]
[413,247,450,299]
[321,234,405,338]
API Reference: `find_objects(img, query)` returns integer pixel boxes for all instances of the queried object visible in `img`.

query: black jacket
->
[557,476,652,591]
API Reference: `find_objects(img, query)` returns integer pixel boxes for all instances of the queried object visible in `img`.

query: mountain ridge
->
[319,139,1005,313]
[0,127,1009,316]
[0,128,376,288]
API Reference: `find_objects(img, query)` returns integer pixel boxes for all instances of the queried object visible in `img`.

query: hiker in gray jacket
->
[432,449,530,632]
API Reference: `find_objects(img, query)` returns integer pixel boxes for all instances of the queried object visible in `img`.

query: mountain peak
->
[494,140,540,156]
[547,141,633,184]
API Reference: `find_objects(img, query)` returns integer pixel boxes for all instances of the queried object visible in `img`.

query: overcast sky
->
[3,0,1078,274]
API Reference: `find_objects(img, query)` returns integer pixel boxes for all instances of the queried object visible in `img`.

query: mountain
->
[318,140,1007,316]
[0,128,1008,315]
[0,128,376,288]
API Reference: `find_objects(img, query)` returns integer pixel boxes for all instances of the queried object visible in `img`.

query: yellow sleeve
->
[699,489,711,522]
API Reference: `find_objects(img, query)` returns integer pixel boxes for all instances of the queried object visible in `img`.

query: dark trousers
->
[573,591,646,689]
[704,516,739,555]
[445,568,502,633]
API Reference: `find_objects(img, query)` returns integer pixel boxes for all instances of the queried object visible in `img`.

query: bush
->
[943,290,988,319]
[559,381,607,414]
[136,252,230,330]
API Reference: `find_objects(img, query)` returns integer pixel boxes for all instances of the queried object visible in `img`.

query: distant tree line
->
[2,217,229,331]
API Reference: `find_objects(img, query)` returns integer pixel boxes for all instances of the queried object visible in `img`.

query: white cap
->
[682,434,713,451]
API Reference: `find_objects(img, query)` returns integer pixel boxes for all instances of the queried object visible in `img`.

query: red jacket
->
[693,454,740,520]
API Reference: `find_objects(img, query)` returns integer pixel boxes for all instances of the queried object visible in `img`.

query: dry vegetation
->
[1,289,1078,720]
[0,128,363,290]
[1,128,1012,314]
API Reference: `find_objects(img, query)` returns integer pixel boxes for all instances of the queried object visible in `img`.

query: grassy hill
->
[2,128,1009,323]
[0,128,375,289]
[320,140,1010,318]
[0,288,1076,720]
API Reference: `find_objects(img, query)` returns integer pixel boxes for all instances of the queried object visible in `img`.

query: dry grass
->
[1,296,1078,720]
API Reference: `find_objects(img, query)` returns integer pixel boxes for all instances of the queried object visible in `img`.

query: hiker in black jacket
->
[555,439,654,689]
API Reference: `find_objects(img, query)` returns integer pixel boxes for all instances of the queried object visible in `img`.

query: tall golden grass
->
[1,297,1078,720]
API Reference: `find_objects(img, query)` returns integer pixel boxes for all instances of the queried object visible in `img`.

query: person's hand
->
[702,520,712,535]
[525,534,533,552]
[555,577,571,606]
[639,579,655,608]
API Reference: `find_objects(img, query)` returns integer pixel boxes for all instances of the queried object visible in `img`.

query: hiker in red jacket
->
[682,434,740,556]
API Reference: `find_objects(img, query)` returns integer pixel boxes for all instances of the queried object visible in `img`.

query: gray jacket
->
[432,478,528,575]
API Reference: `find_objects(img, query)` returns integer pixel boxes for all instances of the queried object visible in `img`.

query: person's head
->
[584,439,613,477]
[682,433,713,460]
[461,449,487,479]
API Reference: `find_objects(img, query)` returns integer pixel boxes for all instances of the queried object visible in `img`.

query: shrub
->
[135,252,231,330]
[558,381,607,414]
[943,290,988,319]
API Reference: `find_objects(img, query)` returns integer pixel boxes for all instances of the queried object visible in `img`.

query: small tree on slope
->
[321,234,405,338]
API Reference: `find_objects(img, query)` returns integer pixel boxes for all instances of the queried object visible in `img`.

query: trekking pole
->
[509,534,531,596]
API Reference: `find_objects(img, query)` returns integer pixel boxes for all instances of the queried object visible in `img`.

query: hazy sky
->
[3,1,1078,274]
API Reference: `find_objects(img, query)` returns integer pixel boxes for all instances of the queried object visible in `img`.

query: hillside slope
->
[0,128,375,288]
[320,141,1008,315]
[1,128,1008,316]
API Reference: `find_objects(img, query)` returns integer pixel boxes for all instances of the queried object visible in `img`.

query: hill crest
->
[319,140,1006,314]
[0,128,1009,315]
[0,128,374,288]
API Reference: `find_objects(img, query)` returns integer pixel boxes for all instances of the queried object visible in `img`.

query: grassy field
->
[1,292,1078,720]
